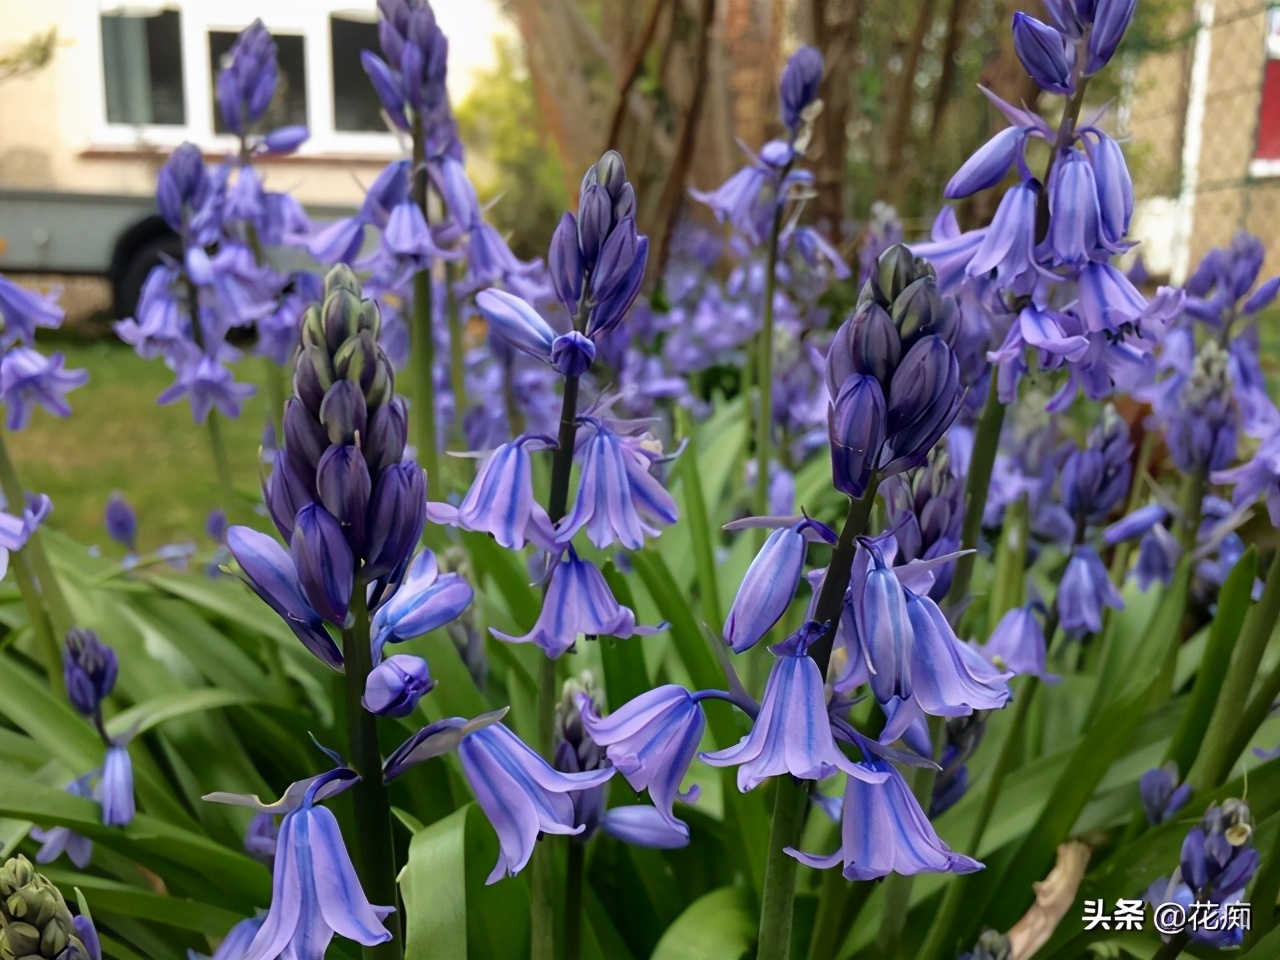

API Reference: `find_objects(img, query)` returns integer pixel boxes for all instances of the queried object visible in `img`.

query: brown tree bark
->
[806,0,861,238]
[930,0,971,139]
[884,0,939,205]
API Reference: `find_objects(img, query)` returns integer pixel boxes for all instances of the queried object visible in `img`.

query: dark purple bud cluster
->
[825,245,964,498]
[1060,406,1132,525]
[554,675,609,839]
[267,265,424,627]
[550,151,649,341]
[1180,800,1258,901]
[779,46,824,134]
[215,20,279,137]
[63,629,118,720]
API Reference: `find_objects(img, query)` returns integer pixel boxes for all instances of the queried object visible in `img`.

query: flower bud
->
[551,332,596,379]
[829,374,886,499]
[156,143,206,232]
[549,212,583,314]
[577,184,612,274]
[322,289,364,356]
[723,524,807,653]
[365,396,409,475]
[586,235,648,340]
[0,855,89,960]
[104,493,137,553]
[589,150,628,202]
[881,336,962,476]
[101,743,135,827]
[261,124,309,155]
[1085,0,1137,75]
[333,330,383,401]
[63,629,118,718]
[283,397,328,476]
[324,263,362,299]
[316,444,372,556]
[590,217,641,303]
[363,654,435,717]
[891,277,944,346]
[945,126,1025,200]
[826,303,899,399]
[1012,13,1074,94]
[779,45,824,132]
[318,379,368,447]
[363,462,427,580]
[291,503,355,627]
[263,450,313,541]
[294,345,336,417]
[301,305,325,352]
[876,245,919,306]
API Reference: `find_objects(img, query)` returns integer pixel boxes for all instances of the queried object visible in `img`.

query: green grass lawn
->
[11,337,278,550]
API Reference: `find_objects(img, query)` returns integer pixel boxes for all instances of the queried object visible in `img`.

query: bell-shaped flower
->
[426,435,558,550]
[370,549,474,655]
[63,629,119,718]
[580,685,706,826]
[0,347,89,430]
[363,654,434,718]
[702,624,889,792]
[491,549,660,659]
[105,492,138,554]
[1087,131,1134,246]
[1214,426,1280,526]
[945,127,1026,200]
[977,605,1059,683]
[1140,763,1192,826]
[785,759,983,880]
[879,336,963,477]
[227,526,344,669]
[723,521,810,652]
[241,772,393,960]
[1058,545,1124,634]
[910,207,988,294]
[1085,0,1138,75]
[157,354,255,425]
[600,806,690,848]
[362,461,426,580]
[290,504,354,629]
[829,374,886,499]
[0,274,66,347]
[31,777,95,869]
[556,419,679,550]
[1043,148,1108,267]
[191,915,266,960]
[1012,12,1074,95]
[779,45,823,133]
[965,180,1039,293]
[101,742,135,827]
[475,289,556,365]
[385,714,613,883]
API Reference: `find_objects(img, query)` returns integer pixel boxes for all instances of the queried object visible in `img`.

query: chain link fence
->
[1127,0,1280,282]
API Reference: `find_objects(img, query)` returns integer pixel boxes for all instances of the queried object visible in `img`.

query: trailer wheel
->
[109,218,180,320]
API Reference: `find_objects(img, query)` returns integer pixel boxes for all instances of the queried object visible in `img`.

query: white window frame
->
[91,0,400,157]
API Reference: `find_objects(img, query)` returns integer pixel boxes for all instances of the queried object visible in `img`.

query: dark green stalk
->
[806,868,873,960]
[532,360,584,960]
[755,779,809,960]
[677,407,724,630]
[342,584,402,958]
[0,430,74,662]
[1245,819,1280,947]
[204,407,234,494]
[10,550,61,695]
[1190,557,1280,792]
[565,841,585,960]
[756,478,881,959]
[752,203,786,524]
[1152,933,1189,960]
[945,376,1005,609]
[410,119,439,488]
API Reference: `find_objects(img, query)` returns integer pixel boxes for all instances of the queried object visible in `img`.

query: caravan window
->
[331,14,386,133]
[208,30,308,134]
[100,8,186,126]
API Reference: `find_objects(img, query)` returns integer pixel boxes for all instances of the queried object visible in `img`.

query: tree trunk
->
[884,0,939,206]
[806,0,861,239]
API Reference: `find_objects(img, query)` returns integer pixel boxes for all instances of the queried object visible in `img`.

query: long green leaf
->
[650,886,755,960]
[106,689,259,739]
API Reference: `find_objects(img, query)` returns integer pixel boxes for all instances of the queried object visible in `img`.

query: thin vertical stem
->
[445,261,467,452]
[757,478,881,959]
[945,376,1004,609]
[10,550,62,695]
[342,585,403,959]
[0,429,74,660]
[756,779,809,960]
[752,206,786,524]
[205,411,234,493]
[410,120,439,488]
[564,841,585,960]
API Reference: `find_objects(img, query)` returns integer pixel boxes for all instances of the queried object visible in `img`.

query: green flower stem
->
[757,477,881,960]
[0,429,73,682]
[676,407,723,630]
[1245,816,1280,947]
[1189,556,1280,792]
[564,840,585,960]
[1152,933,1189,960]
[445,261,467,452]
[9,550,62,695]
[342,584,402,959]
[752,203,786,525]
[806,867,874,960]
[205,409,235,493]
[945,376,1005,610]
[411,120,439,489]
[532,366,584,960]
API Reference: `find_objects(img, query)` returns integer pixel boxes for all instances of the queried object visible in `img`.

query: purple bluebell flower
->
[386,715,614,883]
[1042,148,1105,267]
[786,759,983,880]
[190,915,266,960]
[0,275,64,347]
[556,419,679,550]
[241,772,394,959]
[1061,409,1133,523]
[363,654,434,717]
[290,503,354,628]
[63,629,118,719]
[1087,130,1134,245]
[156,143,209,233]
[1213,425,1280,526]
[1012,13,1074,95]
[226,526,344,669]
[0,347,89,430]
[425,435,557,550]
[104,492,137,554]
[1146,798,1257,949]
[1085,0,1138,75]
[74,913,103,960]
[945,127,1028,200]
[910,208,988,294]
[363,460,427,580]
[309,162,410,264]
[691,140,804,246]
[31,776,95,869]
[370,549,473,655]
[779,46,824,133]
[474,289,557,363]
[244,812,279,865]
[581,685,706,826]
[1058,545,1123,634]
[702,623,889,792]
[1140,763,1192,826]
[828,374,886,499]
[978,605,1059,682]
[723,520,817,653]
[157,354,255,424]
[0,493,49,582]
[491,549,660,659]
[965,180,1039,292]
[215,20,278,136]
[100,742,135,827]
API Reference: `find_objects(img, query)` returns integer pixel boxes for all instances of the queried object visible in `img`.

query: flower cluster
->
[0,275,87,431]
[0,856,100,960]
